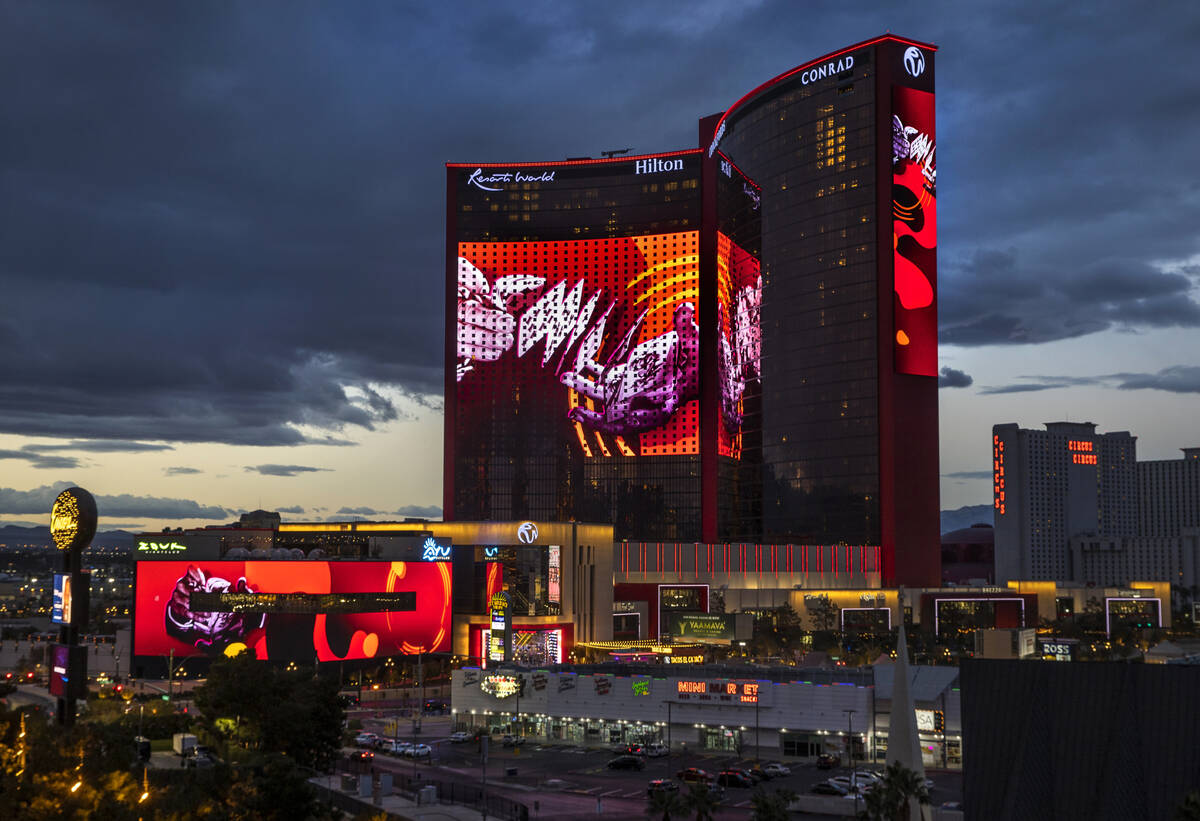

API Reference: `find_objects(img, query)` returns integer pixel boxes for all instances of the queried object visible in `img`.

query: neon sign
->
[137,541,186,554]
[421,537,451,561]
[481,674,520,698]
[993,434,1006,515]
[1068,440,1097,465]
[676,679,760,704]
[632,680,650,696]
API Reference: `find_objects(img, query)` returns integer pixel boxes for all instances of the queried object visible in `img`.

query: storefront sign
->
[632,680,650,696]
[664,654,704,664]
[558,675,576,693]
[489,591,511,664]
[481,674,521,699]
[462,670,479,687]
[421,537,451,561]
[675,679,761,704]
[594,676,611,696]
[667,613,735,643]
[916,709,945,733]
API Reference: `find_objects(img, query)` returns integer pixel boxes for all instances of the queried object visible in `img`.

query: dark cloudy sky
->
[2,1,1198,529]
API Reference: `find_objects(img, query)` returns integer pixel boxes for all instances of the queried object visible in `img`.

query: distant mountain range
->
[940,505,993,535]
[0,524,136,550]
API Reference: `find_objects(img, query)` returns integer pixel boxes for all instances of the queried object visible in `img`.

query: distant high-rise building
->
[992,422,1137,582]
[995,423,1200,587]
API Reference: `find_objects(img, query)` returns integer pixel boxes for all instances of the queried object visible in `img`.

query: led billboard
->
[52,573,72,625]
[457,231,704,456]
[134,560,451,661]
[892,85,937,377]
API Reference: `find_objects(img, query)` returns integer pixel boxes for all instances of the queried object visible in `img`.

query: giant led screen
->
[891,85,937,377]
[457,230,761,458]
[458,231,706,456]
[134,560,451,661]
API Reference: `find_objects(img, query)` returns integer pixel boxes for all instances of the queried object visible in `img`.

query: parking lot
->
[347,718,963,819]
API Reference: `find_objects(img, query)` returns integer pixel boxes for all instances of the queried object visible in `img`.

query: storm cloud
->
[2,1,1199,461]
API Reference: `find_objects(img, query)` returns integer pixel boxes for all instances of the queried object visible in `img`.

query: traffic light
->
[517,676,526,698]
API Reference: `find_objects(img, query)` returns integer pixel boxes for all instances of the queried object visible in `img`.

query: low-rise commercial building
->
[451,663,962,769]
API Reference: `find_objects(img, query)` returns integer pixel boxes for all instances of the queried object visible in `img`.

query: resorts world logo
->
[904,47,926,78]
[467,168,556,192]
[517,521,538,544]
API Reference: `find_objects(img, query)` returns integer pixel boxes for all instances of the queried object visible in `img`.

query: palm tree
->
[646,788,687,821]
[1175,790,1200,821]
[857,761,931,821]
[750,787,796,821]
[682,781,722,821]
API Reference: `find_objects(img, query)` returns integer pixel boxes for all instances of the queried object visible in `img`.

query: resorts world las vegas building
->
[447,34,941,589]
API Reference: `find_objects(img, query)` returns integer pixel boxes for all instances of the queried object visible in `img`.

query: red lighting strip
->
[447,148,701,170]
[642,543,647,579]
[707,34,938,153]
[694,543,699,579]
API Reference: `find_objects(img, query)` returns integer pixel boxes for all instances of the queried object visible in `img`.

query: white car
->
[762,762,791,777]
[644,743,669,758]
[354,733,379,748]
[388,740,413,755]
[405,743,433,758]
[449,731,472,743]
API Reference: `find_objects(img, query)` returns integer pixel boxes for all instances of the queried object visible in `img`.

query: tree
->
[1175,790,1200,821]
[682,782,722,821]
[193,652,344,771]
[646,787,687,821]
[857,761,930,821]
[807,595,838,632]
[750,787,796,821]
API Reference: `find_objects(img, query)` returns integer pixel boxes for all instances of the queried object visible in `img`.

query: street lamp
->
[843,708,858,814]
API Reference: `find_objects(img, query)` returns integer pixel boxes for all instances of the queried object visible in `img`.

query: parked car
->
[676,767,713,784]
[738,766,768,783]
[405,743,433,758]
[811,781,849,796]
[762,762,791,777]
[184,752,214,769]
[647,779,679,795]
[449,731,472,743]
[815,753,839,770]
[828,775,872,793]
[716,770,754,789]
[644,742,669,758]
[501,735,526,748]
[623,744,645,756]
[354,733,379,748]
[353,750,374,762]
[608,755,646,771]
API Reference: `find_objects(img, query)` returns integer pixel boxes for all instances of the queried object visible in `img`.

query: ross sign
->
[421,537,451,562]
[1039,639,1077,662]
[137,541,187,554]
[594,675,611,696]
[50,487,98,554]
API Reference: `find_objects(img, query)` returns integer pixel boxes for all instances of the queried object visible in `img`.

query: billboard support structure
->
[49,487,96,726]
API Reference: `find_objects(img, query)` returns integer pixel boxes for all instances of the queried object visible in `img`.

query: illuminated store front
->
[450,663,962,767]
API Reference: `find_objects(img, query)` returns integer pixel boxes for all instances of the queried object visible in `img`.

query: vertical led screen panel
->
[716,231,761,459]
[134,561,451,661]
[891,85,937,376]
[52,573,72,625]
[457,231,703,457]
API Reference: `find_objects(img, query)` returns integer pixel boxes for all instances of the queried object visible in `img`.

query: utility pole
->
[843,708,859,815]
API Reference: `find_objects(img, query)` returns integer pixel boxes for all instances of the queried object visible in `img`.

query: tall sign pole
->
[49,487,96,726]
